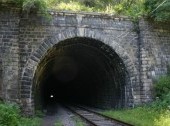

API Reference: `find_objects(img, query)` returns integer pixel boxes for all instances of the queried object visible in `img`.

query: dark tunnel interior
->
[34,37,128,111]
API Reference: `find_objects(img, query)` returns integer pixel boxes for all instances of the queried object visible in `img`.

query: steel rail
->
[64,105,97,126]
[76,105,134,126]
[64,105,134,126]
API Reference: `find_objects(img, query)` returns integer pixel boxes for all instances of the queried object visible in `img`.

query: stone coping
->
[48,10,131,21]
[0,3,131,21]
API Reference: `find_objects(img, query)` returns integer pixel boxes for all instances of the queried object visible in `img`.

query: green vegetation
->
[54,120,63,126]
[35,110,45,118]
[72,116,85,126]
[145,0,170,21]
[0,0,170,21]
[154,75,170,101]
[46,0,145,15]
[103,72,170,126]
[0,0,47,13]
[103,107,170,126]
[0,102,41,126]
[0,0,169,21]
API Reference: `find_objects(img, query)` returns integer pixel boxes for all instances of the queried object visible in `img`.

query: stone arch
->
[20,29,138,115]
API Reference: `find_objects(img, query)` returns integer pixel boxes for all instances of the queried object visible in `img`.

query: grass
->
[0,0,147,21]
[45,0,143,15]
[103,73,170,126]
[48,1,93,12]
[54,120,63,126]
[1,0,170,21]
[19,117,42,126]
[102,106,170,126]
[72,116,85,126]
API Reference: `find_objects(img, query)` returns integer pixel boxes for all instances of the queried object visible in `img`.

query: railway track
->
[65,105,134,126]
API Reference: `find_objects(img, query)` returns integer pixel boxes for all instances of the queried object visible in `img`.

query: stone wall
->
[0,7,170,114]
[19,13,139,114]
[139,19,170,102]
[0,8,20,102]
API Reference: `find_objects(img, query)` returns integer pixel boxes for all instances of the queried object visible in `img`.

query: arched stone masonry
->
[20,29,139,115]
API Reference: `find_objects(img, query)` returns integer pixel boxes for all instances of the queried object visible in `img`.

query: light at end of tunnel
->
[50,95,54,98]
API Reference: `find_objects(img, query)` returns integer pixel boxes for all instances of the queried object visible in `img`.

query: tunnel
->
[33,37,129,111]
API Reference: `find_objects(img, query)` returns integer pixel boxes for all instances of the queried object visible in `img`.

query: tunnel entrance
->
[33,37,129,111]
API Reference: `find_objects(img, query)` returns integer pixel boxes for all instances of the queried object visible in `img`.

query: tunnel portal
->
[33,37,128,110]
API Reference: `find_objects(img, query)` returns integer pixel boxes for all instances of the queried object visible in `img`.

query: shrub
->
[145,0,170,22]
[151,72,170,110]
[154,75,170,98]
[0,0,47,13]
[0,102,20,126]
[0,102,41,126]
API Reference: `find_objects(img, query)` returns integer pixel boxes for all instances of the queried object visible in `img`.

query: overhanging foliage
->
[0,0,169,22]
[145,0,170,22]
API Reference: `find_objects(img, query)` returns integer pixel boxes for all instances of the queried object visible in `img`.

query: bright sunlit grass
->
[45,0,118,14]
[48,1,93,12]
[1,0,145,17]
[103,107,170,126]
[154,110,170,126]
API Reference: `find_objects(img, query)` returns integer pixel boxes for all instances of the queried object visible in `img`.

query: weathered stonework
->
[0,7,170,115]
[139,19,170,102]
[0,8,20,103]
